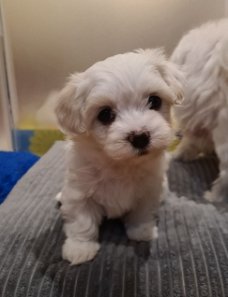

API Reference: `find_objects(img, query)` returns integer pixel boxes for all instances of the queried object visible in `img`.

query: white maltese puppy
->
[55,49,184,265]
[171,19,228,202]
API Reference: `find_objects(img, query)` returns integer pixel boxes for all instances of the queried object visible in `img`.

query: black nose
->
[128,132,150,149]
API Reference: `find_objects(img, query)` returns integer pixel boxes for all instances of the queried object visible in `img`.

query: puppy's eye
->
[97,107,116,125]
[148,95,162,110]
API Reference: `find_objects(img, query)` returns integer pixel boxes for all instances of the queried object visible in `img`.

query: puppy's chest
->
[92,168,153,218]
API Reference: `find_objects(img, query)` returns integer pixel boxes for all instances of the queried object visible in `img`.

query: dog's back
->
[172,19,228,132]
[171,19,228,73]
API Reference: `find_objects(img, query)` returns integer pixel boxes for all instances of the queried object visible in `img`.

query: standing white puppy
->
[171,19,228,203]
[55,49,183,265]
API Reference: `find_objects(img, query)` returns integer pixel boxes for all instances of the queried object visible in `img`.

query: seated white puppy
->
[171,19,228,202]
[55,49,183,265]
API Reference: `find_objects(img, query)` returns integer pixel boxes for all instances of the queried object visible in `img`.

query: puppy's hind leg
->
[205,110,228,202]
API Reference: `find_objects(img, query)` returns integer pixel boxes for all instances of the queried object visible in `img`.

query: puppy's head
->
[56,49,184,160]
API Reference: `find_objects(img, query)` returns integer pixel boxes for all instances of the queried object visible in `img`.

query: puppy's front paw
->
[126,223,158,241]
[62,238,100,265]
[204,190,223,203]
[204,191,215,202]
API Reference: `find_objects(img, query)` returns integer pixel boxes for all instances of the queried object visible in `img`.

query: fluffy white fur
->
[55,49,184,265]
[171,19,228,202]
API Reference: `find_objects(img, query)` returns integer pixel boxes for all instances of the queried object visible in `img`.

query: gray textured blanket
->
[0,142,227,297]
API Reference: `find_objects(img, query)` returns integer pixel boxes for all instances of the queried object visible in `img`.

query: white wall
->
[3,0,226,126]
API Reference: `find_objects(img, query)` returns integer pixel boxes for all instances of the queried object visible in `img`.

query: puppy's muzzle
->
[127,132,150,150]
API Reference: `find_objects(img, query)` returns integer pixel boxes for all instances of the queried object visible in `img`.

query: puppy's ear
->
[137,48,184,105]
[55,74,86,135]
[157,61,184,105]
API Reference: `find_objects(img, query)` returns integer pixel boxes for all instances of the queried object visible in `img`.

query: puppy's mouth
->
[137,149,148,156]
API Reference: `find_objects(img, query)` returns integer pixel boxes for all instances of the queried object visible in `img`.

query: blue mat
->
[0,151,39,203]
